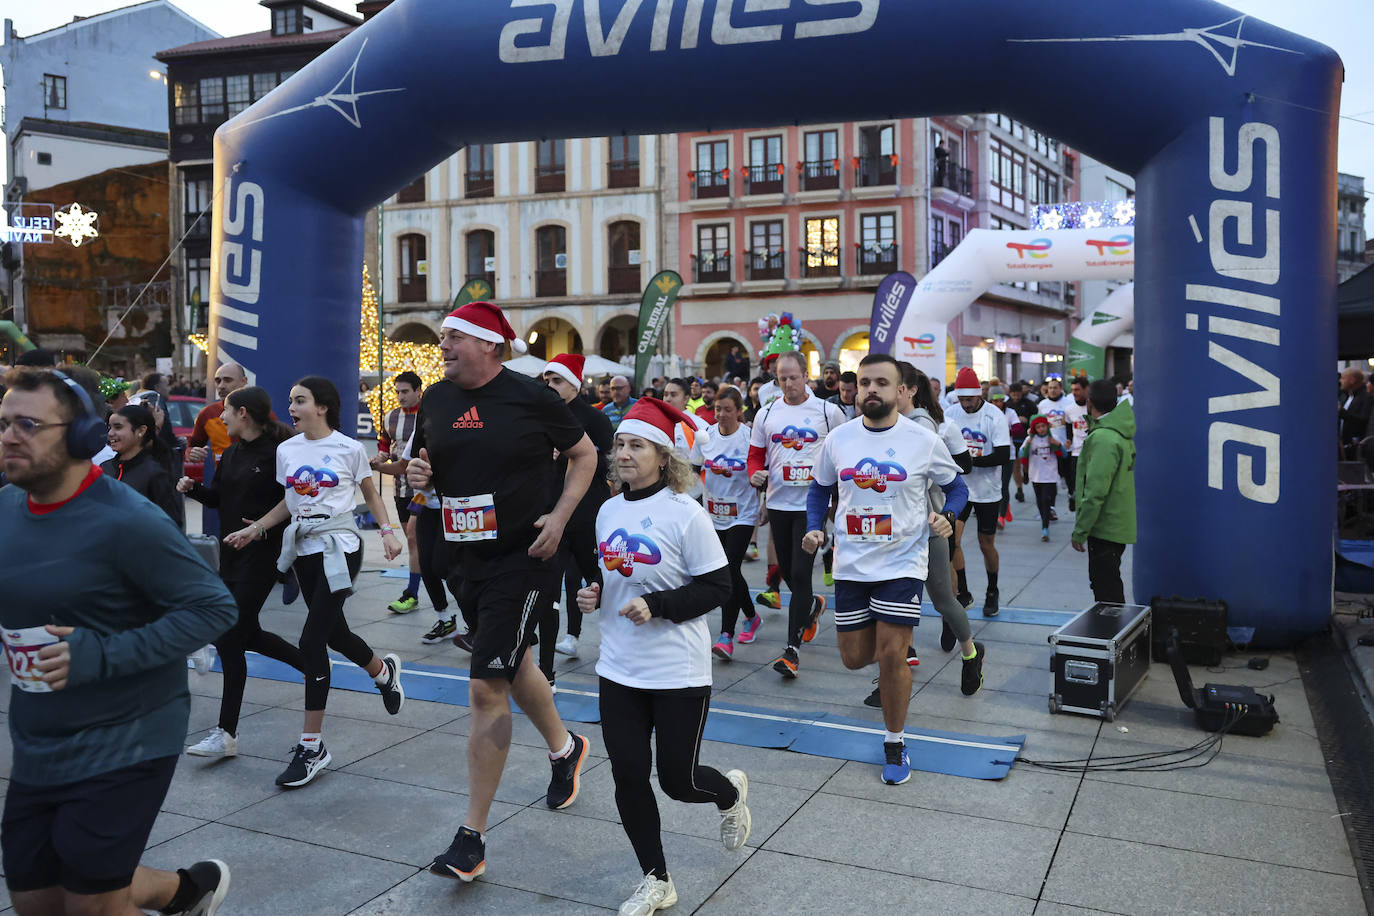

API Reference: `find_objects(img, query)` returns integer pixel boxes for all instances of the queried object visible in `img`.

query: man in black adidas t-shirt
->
[409,303,597,883]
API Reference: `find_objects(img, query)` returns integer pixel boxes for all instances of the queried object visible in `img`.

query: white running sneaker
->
[720,769,751,850]
[619,873,677,916]
[188,645,216,676]
[554,634,579,657]
[187,728,238,758]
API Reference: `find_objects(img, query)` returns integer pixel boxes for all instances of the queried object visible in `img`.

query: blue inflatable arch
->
[209,0,1341,644]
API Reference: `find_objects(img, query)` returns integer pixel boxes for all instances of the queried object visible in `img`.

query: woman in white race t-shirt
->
[700,387,762,659]
[225,376,406,790]
[575,397,752,916]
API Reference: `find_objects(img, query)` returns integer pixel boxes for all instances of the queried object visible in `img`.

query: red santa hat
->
[616,397,701,449]
[543,353,584,388]
[952,366,982,397]
[441,301,527,354]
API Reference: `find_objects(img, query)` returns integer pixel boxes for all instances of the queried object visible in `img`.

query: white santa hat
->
[441,301,527,354]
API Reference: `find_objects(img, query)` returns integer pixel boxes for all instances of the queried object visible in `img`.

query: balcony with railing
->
[692,253,732,284]
[854,154,898,188]
[690,169,731,199]
[608,158,640,188]
[744,250,786,281]
[932,163,973,197]
[535,165,565,194]
[608,265,641,295]
[858,243,898,276]
[744,163,784,195]
[536,268,567,297]
[465,170,494,198]
[801,247,841,279]
[800,159,840,191]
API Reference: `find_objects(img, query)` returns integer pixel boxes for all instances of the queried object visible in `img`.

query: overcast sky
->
[5,0,1372,229]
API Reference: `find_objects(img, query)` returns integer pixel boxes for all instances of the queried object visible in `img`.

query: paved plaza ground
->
[0,484,1367,914]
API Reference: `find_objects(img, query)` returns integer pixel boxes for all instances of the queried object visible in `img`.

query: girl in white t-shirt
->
[224,376,405,789]
[575,397,751,916]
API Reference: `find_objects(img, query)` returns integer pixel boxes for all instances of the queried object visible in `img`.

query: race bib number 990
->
[442,494,498,542]
[781,464,813,486]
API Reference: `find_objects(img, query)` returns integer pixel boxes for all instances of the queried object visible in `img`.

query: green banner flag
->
[634,270,682,387]
[0,320,35,352]
[453,278,493,307]
[1065,337,1105,381]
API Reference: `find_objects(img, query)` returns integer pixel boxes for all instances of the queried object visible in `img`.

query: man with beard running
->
[748,351,848,679]
[802,354,966,784]
[407,303,597,883]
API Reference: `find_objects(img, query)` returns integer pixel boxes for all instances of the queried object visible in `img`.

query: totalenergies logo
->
[911,333,935,351]
[839,458,908,493]
[1006,238,1052,260]
[1085,235,1133,256]
[771,426,819,450]
[704,455,746,477]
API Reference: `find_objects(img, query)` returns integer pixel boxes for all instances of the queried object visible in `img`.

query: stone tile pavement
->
[0,484,1362,914]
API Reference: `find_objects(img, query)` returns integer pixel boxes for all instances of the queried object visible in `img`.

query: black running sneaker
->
[1068,496,1076,513]
[547,733,590,809]
[182,859,231,916]
[863,677,882,708]
[983,587,999,618]
[956,591,974,610]
[773,646,799,679]
[940,617,957,653]
[430,827,486,882]
[961,642,986,696]
[377,653,404,714]
[275,742,330,788]
[452,630,476,653]
[421,616,457,645]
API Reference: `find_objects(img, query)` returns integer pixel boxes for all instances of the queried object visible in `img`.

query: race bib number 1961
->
[3,626,59,693]
[442,494,498,541]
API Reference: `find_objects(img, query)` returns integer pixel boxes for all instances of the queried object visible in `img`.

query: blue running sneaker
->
[882,741,911,785]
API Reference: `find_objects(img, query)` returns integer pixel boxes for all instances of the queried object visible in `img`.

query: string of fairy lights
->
[187,266,445,431]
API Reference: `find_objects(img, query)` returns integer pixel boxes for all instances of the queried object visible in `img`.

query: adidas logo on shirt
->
[451,407,484,429]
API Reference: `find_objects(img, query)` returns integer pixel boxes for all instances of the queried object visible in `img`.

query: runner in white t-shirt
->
[222,376,405,789]
[575,396,751,915]
[942,368,1012,618]
[1063,376,1091,512]
[802,354,968,786]
[747,351,848,679]
[1038,375,1071,510]
[700,388,762,658]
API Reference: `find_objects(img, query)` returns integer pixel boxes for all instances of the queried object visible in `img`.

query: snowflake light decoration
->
[1038,208,1065,231]
[54,203,100,247]
[1080,207,1104,229]
[1031,199,1135,231]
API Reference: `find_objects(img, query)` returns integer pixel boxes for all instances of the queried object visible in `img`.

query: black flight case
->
[1048,602,1151,722]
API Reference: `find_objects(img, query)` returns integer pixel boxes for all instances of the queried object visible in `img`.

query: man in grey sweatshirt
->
[0,366,237,916]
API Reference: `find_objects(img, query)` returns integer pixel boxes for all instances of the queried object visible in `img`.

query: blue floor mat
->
[228,653,1024,780]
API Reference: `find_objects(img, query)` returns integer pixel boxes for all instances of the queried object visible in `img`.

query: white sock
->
[884,731,904,745]
[300,732,321,748]
[373,664,392,687]
[461,824,486,841]
[550,734,575,760]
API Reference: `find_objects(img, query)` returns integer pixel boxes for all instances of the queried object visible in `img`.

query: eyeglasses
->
[0,417,72,438]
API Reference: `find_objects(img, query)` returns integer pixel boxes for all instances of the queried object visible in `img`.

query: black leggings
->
[217,576,306,735]
[1000,460,1014,515]
[1033,481,1057,528]
[717,525,756,636]
[293,549,374,711]
[415,508,457,613]
[599,677,737,880]
[768,509,815,647]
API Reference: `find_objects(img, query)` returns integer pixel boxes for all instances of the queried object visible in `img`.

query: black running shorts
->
[957,500,1001,536]
[457,570,556,682]
[3,755,177,895]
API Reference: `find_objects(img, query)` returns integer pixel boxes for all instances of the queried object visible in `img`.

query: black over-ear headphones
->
[52,370,108,460]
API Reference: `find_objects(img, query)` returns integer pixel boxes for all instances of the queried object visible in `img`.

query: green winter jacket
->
[1072,400,1136,546]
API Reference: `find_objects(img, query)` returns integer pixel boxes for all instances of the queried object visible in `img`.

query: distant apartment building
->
[377,135,663,364]
[1,0,217,334]
[668,114,1082,383]
[1338,172,1368,283]
[157,0,361,373]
